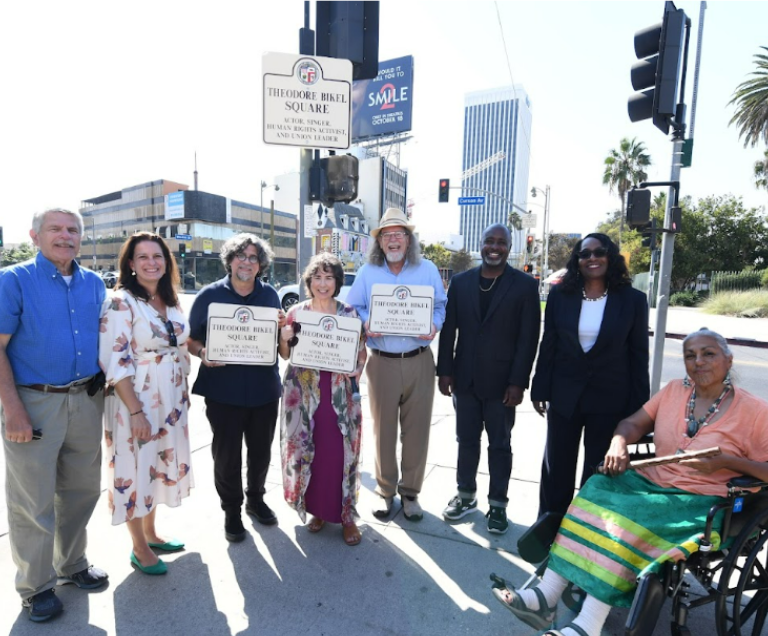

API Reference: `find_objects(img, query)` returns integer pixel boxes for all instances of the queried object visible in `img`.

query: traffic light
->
[438,179,450,203]
[641,220,656,249]
[626,188,652,229]
[179,242,187,259]
[310,154,360,207]
[315,1,380,80]
[526,234,534,254]
[628,2,686,134]
[523,264,533,274]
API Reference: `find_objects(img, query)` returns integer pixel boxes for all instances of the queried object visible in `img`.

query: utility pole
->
[297,1,315,294]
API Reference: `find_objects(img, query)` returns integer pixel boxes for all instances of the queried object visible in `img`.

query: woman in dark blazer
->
[530,233,649,518]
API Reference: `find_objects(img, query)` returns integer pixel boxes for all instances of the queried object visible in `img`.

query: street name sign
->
[175,234,192,241]
[458,196,486,205]
[263,52,352,150]
[521,214,537,229]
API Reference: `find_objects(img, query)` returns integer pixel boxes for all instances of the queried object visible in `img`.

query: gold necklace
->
[479,275,498,292]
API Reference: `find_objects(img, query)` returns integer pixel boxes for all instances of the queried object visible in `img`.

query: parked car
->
[101,271,118,289]
[277,272,357,311]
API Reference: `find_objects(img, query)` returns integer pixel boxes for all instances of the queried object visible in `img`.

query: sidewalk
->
[2,308,757,634]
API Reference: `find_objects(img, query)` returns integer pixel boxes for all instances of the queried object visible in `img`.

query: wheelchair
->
[491,436,768,635]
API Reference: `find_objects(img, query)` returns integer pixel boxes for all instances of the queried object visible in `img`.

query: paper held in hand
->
[368,284,434,336]
[289,310,361,374]
[205,303,278,365]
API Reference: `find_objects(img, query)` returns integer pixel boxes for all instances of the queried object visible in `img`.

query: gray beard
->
[235,270,254,282]
[385,251,405,263]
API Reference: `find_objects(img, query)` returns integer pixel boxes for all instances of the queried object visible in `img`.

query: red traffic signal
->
[526,235,534,253]
[439,179,450,203]
[523,264,533,274]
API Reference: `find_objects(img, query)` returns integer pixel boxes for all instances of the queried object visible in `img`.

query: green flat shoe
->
[130,552,168,575]
[147,539,185,552]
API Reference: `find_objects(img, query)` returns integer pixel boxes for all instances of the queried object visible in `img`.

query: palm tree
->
[602,137,652,246]
[729,46,768,148]
[755,150,768,193]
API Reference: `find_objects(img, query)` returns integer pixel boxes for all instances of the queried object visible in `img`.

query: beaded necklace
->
[582,287,608,302]
[686,385,731,438]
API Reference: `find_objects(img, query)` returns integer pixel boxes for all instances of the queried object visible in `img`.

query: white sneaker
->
[402,496,423,521]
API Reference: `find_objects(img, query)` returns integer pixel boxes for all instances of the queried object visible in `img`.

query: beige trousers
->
[2,385,103,598]
[365,348,435,499]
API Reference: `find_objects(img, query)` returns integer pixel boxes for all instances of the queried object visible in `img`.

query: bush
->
[701,290,768,318]
[670,290,699,307]
[762,269,768,289]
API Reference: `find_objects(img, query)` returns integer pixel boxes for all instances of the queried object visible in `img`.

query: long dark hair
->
[559,232,632,293]
[116,232,180,307]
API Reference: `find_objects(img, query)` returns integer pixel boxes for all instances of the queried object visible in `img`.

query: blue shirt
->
[346,258,447,354]
[0,252,106,385]
[189,275,282,407]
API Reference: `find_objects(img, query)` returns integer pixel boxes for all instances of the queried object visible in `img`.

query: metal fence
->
[710,270,766,294]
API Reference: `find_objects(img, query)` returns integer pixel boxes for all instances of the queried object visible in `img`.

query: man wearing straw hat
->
[346,208,447,521]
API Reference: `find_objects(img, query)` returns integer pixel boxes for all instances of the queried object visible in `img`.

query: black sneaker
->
[486,506,509,534]
[57,565,109,589]
[225,512,246,542]
[22,589,63,622]
[443,495,478,520]
[245,500,278,526]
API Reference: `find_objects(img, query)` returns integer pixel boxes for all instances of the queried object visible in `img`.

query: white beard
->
[385,251,405,263]
[235,270,254,282]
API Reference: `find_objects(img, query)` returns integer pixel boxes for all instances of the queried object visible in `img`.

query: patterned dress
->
[99,291,194,525]
[280,300,365,525]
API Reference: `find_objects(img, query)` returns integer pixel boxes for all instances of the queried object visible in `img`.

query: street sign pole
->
[298,1,314,297]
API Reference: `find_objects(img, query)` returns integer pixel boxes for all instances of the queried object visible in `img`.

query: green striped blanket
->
[548,471,725,607]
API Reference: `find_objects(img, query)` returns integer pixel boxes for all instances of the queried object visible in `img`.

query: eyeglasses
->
[379,231,406,241]
[164,320,178,347]
[288,322,301,348]
[236,253,259,264]
[577,247,608,260]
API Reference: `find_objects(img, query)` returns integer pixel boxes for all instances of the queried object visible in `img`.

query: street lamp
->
[260,181,280,238]
[530,185,551,294]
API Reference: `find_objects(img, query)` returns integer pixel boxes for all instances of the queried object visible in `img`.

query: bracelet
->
[129,410,143,417]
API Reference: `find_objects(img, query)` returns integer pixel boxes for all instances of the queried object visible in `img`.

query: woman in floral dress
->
[279,253,366,546]
[99,232,193,575]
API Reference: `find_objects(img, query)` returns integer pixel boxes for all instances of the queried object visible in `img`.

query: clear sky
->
[1,1,766,250]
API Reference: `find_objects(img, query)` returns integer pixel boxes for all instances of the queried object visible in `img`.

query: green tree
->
[1,242,36,268]
[728,46,768,148]
[422,243,451,269]
[546,233,581,271]
[755,149,768,192]
[507,212,523,231]
[450,248,474,274]
[602,137,651,244]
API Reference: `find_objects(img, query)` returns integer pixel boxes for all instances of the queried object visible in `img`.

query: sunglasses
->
[164,320,178,347]
[577,247,608,260]
[288,322,301,348]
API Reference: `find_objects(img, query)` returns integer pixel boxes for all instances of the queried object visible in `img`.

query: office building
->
[460,86,532,255]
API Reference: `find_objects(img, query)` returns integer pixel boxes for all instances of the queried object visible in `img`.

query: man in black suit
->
[437,224,540,534]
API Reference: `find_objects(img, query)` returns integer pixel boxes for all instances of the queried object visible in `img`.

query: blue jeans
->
[454,391,516,507]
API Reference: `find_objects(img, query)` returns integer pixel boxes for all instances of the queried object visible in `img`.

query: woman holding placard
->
[279,253,367,546]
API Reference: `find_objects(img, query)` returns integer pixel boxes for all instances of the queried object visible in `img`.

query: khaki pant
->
[2,386,103,598]
[366,348,435,499]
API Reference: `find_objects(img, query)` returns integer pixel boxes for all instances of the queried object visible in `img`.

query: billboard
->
[351,55,413,142]
[165,191,185,220]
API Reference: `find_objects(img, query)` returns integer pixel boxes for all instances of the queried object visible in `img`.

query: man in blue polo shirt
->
[0,208,108,622]
[188,233,285,542]
[346,208,447,521]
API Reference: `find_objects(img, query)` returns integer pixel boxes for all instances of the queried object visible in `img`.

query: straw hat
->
[371,208,415,238]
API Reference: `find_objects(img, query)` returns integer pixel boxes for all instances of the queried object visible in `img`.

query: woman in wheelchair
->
[495,328,768,636]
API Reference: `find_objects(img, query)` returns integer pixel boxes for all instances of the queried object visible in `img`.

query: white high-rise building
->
[460,86,532,256]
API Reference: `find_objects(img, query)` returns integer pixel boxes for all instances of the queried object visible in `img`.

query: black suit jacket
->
[437,265,541,399]
[530,283,650,419]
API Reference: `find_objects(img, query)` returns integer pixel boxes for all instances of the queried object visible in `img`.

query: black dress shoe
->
[245,500,278,526]
[225,513,246,542]
[22,589,63,622]
[57,565,109,589]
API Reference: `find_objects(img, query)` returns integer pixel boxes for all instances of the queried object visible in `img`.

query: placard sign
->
[289,310,361,373]
[263,52,352,150]
[368,284,434,336]
[205,303,278,365]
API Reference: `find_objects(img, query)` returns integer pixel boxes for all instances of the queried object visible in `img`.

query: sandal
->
[542,624,589,636]
[342,523,362,546]
[307,517,325,533]
[492,584,557,631]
